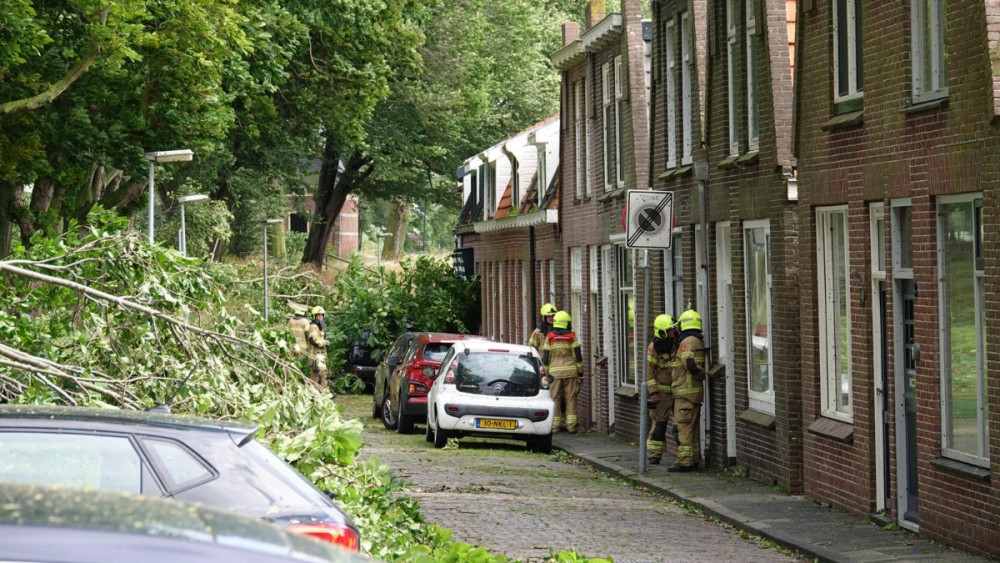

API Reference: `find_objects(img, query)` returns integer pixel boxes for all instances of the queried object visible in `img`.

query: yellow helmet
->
[540,303,558,317]
[553,310,572,329]
[678,309,702,332]
[653,314,676,339]
[311,305,326,316]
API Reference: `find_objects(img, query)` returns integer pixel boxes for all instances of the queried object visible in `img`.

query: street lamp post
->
[145,149,194,245]
[177,194,209,256]
[263,218,284,321]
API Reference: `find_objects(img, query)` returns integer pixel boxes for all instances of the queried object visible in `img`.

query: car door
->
[389,339,422,410]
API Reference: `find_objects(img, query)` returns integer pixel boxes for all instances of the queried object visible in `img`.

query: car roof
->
[450,340,536,354]
[414,332,488,344]
[0,482,370,563]
[0,404,258,441]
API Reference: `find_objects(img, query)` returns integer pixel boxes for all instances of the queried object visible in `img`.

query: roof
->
[415,332,488,344]
[0,405,258,437]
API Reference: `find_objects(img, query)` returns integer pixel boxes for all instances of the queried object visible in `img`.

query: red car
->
[374,332,486,434]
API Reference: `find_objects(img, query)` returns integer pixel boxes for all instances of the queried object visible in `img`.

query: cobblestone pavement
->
[340,394,803,563]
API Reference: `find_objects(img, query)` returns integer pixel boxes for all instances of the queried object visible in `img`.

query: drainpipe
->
[529,226,537,334]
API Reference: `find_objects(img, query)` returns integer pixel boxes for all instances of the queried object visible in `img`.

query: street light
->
[177,194,209,256]
[262,218,284,321]
[146,149,194,245]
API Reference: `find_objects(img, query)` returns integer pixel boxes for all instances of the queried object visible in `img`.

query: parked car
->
[0,405,360,551]
[0,482,373,563]
[426,339,554,453]
[374,332,486,434]
[372,331,418,421]
[346,329,378,392]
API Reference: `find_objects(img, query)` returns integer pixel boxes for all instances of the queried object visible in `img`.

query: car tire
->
[424,415,434,442]
[433,421,449,449]
[380,395,397,430]
[396,397,414,435]
[530,434,552,454]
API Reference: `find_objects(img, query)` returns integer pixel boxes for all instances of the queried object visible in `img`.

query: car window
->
[401,340,421,363]
[141,437,215,492]
[422,343,453,363]
[0,432,143,494]
[390,334,413,360]
[239,439,335,509]
[454,352,541,397]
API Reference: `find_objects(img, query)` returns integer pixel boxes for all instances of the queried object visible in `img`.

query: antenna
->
[147,365,200,413]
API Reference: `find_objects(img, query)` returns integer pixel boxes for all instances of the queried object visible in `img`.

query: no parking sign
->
[625,190,674,249]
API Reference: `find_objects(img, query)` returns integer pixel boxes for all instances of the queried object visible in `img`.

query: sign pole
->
[638,248,651,474]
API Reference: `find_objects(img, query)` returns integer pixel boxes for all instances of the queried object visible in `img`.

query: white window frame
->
[589,246,600,356]
[665,19,678,169]
[537,146,548,207]
[817,206,852,422]
[833,0,863,103]
[498,261,505,342]
[548,259,556,305]
[663,230,685,316]
[937,193,988,467]
[575,80,585,200]
[615,55,626,188]
[727,0,739,156]
[617,245,637,387]
[745,0,760,152]
[602,62,614,191]
[585,78,593,198]
[744,220,774,413]
[911,0,947,101]
[681,11,693,165]
[571,247,584,347]
[521,262,529,344]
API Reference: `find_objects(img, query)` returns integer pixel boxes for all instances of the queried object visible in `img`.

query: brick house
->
[794,0,999,554]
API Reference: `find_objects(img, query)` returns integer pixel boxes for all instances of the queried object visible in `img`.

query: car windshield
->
[422,343,453,362]
[453,351,541,397]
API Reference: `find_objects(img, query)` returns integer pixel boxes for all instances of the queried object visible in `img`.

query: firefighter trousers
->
[672,398,701,468]
[550,376,580,433]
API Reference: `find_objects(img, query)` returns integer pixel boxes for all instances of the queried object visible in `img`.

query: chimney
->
[585,0,607,30]
[562,22,579,45]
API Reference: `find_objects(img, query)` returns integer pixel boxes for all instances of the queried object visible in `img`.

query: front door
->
[892,202,919,530]
[716,222,735,461]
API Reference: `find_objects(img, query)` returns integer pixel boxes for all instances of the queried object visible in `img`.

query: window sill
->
[658,165,692,181]
[807,416,854,444]
[900,96,948,115]
[719,155,739,169]
[737,151,759,166]
[598,187,627,202]
[930,457,990,482]
[614,386,638,399]
[738,408,776,429]
[821,110,864,131]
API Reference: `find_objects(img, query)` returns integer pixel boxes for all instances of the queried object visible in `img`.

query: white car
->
[426,340,554,453]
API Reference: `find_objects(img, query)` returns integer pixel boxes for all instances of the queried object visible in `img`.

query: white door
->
[716,222,736,460]
[870,204,889,512]
[602,244,616,430]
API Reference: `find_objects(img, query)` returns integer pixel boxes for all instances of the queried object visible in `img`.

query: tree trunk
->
[269,222,286,260]
[302,137,375,268]
[382,199,408,262]
[0,184,13,257]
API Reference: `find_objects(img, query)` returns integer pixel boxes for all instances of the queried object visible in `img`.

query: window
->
[744,221,774,412]
[142,438,214,491]
[575,80,585,199]
[548,259,556,305]
[537,146,548,207]
[664,231,685,316]
[911,0,947,101]
[727,0,739,156]
[510,157,520,208]
[681,12,693,164]
[617,246,637,387]
[585,80,593,198]
[590,246,600,355]
[817,207,852,420]
[571,247,584,347]
[937,194,988,466]
[498,261,505,341]
[665,19,678,169]
[833,0,863,104]
[746,0,760,151]
[615,55,626,187]
[454,352,542,397]
[0,432,143,494]
[602,62,614,190]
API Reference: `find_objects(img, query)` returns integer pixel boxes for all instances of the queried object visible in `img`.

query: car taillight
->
[408,382,428,395]
[286,522,360,552]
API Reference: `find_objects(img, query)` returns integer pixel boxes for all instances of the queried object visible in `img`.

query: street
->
[339,394,804,563]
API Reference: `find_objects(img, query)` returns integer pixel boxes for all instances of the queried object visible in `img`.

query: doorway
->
[891,201,919,530]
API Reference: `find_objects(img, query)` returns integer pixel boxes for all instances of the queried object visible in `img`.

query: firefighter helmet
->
[653,314,676,339]
[552,310,572,329]
[540,303,558,317]
[678,309,702,332]
[311,305,326,316]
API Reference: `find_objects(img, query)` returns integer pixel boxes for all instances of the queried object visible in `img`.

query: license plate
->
[476,418,516,430]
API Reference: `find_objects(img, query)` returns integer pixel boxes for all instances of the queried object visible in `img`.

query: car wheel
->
[530,434,552,454]
[380,395,397,430]
[433,421,449,449]
[424,414,434,442]
[396,398,414,435]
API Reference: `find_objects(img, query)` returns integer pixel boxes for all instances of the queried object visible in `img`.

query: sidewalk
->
[552,431,991,563]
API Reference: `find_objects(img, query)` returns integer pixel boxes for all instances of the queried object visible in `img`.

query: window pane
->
[0,433,142,493]
[144,439,212,490]
[941,202,983,457]
[746,228,770,393]
[854,0,863,91]
[836,0,849,97]
[832,213,851,413]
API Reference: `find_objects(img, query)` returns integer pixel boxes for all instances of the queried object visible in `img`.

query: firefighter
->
[528,303,558,353]
[542,311,584,433]
[286,304,311,356]
[306,305,330,388]
[668,309,707,472]
[645,314,679,465]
